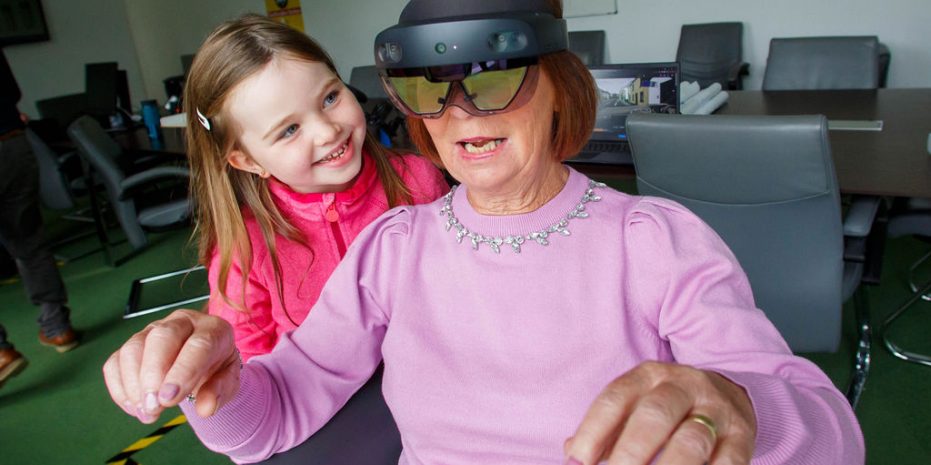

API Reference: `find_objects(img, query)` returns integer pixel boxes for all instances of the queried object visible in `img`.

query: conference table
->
[573,88,931,199]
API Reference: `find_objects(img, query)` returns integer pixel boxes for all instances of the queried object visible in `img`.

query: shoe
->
[39,328,80,353]
[0,348,28,388]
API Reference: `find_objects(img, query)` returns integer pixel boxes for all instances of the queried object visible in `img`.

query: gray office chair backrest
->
[68,115,148,249]
[762,36,880,90]
[66,115,125,193]
[627,113,844,352]
[25,128,75,211]
[568,30,606,66]
[676,22,745,89]
[349,65,388,100]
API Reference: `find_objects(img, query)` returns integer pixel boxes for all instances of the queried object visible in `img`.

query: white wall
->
[6,0,931,118]
[302,0,931,90]
[4,0,146,117]
[4,0,263,118]
[566,0,931,89]
[124,0,262,102]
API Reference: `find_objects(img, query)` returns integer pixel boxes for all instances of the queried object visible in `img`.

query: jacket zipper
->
[325,200,348,257]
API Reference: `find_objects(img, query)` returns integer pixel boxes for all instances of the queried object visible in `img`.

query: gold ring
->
[688,414,718,443]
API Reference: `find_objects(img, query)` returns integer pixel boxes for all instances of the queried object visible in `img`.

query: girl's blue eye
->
[282,124,299,138]
[324,90,339,107]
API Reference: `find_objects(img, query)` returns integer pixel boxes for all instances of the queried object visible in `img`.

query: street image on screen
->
[588,63,679,141]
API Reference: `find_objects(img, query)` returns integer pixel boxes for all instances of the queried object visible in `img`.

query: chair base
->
[906,249,931,301]
[124,265,208,319]
[881,277,931,367]
[845,286,871,410]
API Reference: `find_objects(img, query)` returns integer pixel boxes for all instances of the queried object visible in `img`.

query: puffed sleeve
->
[624,197,864,465]
[181,208,414,463]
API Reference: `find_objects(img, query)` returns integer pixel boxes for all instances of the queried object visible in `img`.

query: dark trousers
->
[0,132,70,348]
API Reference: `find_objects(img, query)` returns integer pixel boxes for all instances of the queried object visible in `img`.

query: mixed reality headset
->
[373,0,568,118]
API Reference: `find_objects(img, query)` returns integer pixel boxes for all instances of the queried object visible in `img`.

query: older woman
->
[103,1,863,464]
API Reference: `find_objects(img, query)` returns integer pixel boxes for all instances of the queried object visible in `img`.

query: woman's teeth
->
[463,139,503,154]
[319,143,347,163]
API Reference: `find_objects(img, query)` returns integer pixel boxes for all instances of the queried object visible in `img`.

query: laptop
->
[568,62,680,165]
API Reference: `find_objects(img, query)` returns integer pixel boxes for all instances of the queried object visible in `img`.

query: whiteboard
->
[564,0,617,18]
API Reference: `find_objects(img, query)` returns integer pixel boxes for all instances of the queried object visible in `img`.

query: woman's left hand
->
[564,361,757,465]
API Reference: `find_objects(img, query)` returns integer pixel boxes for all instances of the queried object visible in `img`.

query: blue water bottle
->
[141,100,162,140]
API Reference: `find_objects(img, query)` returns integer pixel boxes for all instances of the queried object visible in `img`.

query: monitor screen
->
[588,62,679,142]
[85,62,119,117]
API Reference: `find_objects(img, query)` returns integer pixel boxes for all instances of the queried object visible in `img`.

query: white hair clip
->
[196,108,212,131]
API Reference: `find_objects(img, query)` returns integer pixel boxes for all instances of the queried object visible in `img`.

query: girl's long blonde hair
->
[184,14,412,318]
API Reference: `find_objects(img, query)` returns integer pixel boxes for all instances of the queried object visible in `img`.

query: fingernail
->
[159,383,180,401]
[137,407,154,424]
[564,459,583,465]
[144,392,159,413]
[122,400,135,415]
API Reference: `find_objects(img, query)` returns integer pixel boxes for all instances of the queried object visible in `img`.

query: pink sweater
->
[185,168,864,464]
[206,152,449,361]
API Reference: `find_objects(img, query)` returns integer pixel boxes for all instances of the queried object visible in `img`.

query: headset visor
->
[381,57,539,118]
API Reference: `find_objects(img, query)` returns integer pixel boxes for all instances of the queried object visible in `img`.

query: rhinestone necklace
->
[439,179,606,254]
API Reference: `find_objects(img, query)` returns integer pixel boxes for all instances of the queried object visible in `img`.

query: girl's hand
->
[564,361,757,465]
[102,309,241,424]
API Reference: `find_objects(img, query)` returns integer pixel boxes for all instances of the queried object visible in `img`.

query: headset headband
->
[374,10,567,69]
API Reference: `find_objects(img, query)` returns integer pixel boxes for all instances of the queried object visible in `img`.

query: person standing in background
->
[0,49,79,389]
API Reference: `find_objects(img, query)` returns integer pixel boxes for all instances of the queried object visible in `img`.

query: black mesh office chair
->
[627,113,877,408]
[762,36,880,90]
[568,30,606,66]
[880,199,931,366]
[676,22,749,90]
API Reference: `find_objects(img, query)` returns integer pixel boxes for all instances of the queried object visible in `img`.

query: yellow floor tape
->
[105,415,187,465]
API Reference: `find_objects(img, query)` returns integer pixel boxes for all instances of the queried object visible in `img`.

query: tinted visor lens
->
[385,76,450,115]
[382,57,537,117]
[461,67,528,111]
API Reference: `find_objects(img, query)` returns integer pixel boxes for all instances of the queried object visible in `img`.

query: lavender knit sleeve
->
[178,208,416,463]
[624,197,864,465]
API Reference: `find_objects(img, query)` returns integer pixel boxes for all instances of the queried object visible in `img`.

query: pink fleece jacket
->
[206,152,449,361]
[185,167,863,464]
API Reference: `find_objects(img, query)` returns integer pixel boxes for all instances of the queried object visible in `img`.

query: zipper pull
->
[325,202,339,222]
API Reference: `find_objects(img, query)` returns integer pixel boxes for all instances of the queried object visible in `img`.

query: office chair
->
[762,36,880,90]
[349,65,388,100]
[66,115,190,254]
[627,113,877,408]
[676,22,749,90]
[880,198,931,366]
[878,43,891,88]
[568,30,606,66]
[25,127,100,258]
[349,65,406,148]
[67,115,206,317]
[260,365,401,465]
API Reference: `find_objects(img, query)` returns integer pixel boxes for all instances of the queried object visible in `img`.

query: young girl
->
[184,15,449,361]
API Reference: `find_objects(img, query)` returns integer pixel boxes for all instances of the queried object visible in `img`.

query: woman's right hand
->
[102,309,241,424]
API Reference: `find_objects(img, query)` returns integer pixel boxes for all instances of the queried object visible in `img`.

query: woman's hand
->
[102,309,241,424]
[564,361,757,465]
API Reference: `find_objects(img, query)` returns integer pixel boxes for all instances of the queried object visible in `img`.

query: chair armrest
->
[726,63,750,90]
[119,166,190,199]
[843,195,881,238]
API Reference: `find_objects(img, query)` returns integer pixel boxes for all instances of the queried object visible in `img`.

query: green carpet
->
[1,196,930,464]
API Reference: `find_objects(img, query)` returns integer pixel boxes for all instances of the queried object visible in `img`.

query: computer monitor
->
[589,62,680,143]
[85,62,119,118]
[569,62,679,166]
